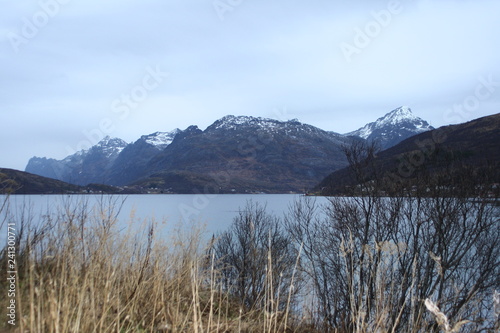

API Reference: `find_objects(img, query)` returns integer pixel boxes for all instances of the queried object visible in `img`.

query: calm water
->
[0,194,329,245]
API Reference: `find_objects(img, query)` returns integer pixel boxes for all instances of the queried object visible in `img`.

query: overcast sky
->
[1,0,499,171]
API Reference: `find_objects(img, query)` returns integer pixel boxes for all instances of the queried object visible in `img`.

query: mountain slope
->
[346,106,433,149]
[0,168,127,194]
[23,156,67,181]
[74,137,128,185]
[26,136,128,185]
[318,113,500,195]
[138,116,355,193]
[107,130,180,185]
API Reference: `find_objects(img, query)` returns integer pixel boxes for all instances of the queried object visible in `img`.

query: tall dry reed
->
[0,196,305,332]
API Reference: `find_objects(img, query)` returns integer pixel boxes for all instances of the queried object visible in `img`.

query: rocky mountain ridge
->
[345,106,434,149]
[25,107,433,193]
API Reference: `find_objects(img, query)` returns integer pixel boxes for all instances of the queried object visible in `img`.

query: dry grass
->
[0,196,308,333]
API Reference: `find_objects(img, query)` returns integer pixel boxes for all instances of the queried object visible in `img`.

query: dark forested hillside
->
[0,168,124,194]
[317,113,500,196]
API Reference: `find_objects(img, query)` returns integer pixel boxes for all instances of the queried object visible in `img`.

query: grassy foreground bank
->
[0,196,309,332]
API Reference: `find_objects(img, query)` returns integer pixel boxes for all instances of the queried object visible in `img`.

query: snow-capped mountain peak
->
[208,115,322,132]
[94,136,128,157]
[346,106,433,149]
[382,106,416,124]
[96,136,127,147]
[140,129,181,150]
[208,115,288,131]
[60,136,127,162]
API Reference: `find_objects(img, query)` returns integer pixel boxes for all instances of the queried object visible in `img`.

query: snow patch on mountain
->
[207,115,344,138]
[345,106,434,149]
[209,115,290,131]
[61,136,128,160]
[94,136,128,158]
[141,129,181,150]
[347,106,432,139]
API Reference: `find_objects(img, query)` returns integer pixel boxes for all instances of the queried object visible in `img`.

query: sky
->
[1,0,499,171]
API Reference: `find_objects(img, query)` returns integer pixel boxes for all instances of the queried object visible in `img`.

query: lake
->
[0,194,330,246]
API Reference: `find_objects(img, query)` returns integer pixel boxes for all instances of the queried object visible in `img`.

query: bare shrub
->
[210,200,302,325]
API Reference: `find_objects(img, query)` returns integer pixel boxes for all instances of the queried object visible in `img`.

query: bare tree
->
[210,201,300,312]
[284,143,500,332]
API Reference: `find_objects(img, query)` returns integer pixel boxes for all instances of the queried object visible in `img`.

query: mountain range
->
[24,106,434,193]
